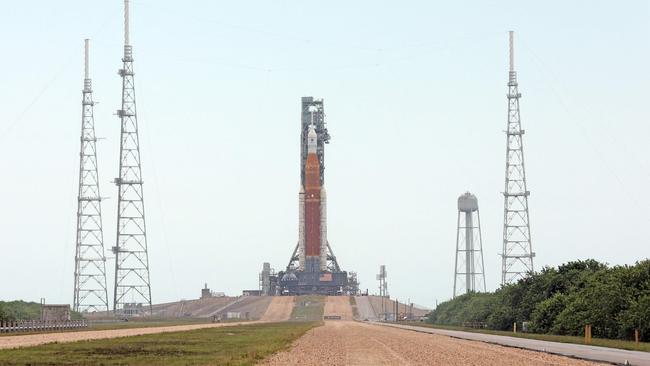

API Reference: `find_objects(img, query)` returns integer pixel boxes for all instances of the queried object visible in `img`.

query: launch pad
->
[276,263,350,296]
[261,97,358,296]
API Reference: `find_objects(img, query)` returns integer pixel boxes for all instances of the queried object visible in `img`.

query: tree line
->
[0,301,83,322]
[428,259,650,341]
[0,301,44,322]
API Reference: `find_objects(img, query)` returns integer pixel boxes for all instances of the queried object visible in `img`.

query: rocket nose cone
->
[307,125,317,153]
[299,185,305,193]
[320,187,327,197]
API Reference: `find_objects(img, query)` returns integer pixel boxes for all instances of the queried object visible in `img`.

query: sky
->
[0,0,648,308]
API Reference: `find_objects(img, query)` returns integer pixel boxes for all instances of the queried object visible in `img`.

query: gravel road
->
[260,321,601,366]
[0,321,253,350]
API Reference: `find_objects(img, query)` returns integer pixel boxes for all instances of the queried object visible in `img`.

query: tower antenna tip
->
[124,0,130,46]
[84,39,89,79]
[509,31,515,72]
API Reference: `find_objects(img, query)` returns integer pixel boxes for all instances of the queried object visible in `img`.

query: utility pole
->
[73,39,109,313]
[113,0,152,316]
[501,31,535,285]
[377,265,387,320]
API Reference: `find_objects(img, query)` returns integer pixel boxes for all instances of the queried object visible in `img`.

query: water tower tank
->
[458,192,478,212]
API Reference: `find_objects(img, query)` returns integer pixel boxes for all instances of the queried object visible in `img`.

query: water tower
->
[453,192,486,297]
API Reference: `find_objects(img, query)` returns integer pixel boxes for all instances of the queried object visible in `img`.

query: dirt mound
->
[353,296,377,320]
[366,296,430,318]
[323,296,353,320]
[261,296,294,322]
[150,297,237,318]
[209,296,274,320]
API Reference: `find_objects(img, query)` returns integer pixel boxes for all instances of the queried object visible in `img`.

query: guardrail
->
[0,320,88,333]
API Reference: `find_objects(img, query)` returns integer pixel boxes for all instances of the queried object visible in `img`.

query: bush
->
[428,259,650,341]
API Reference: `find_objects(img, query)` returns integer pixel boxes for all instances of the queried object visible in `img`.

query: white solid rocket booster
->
[298,186,306,270]
[320,187,328,271]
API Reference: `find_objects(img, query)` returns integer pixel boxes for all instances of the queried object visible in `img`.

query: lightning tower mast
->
[501,31,535,285]
[113,0,152,315]
[73,39,109,313]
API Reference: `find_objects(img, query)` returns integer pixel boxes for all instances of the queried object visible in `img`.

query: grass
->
[402,322,650,353]
[290,296,325,321]
[349,296,359,318]
[0,322,319,366]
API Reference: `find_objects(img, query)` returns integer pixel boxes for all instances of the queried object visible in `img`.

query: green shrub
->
[428,259,650,341]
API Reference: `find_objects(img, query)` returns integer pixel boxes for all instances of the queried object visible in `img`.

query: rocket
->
[298,125,328,272]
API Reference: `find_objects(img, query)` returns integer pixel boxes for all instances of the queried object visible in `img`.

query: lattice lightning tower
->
[73,39,109,313]
[501,31,535,285]
[112,0,152,315]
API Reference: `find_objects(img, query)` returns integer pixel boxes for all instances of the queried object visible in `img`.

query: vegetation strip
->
[0,322,318,366]
[290,296,325,321]
[429,260,650,343]
[403,322,650,353]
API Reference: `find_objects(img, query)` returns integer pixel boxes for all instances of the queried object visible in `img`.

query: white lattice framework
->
[73,39,109,313]
[113,0,152,315]
[501,31,535,285]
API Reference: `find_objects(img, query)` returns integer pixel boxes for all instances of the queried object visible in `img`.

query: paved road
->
[261,321,599,365]
[379,323,650,366]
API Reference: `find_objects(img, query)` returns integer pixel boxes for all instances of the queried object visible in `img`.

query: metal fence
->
[0,320,88,333]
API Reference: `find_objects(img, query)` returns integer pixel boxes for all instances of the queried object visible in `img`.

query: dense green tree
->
[427,259,650,341]
[529,292,567,333]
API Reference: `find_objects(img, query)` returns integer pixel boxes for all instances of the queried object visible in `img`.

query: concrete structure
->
[502,31,535,284]
[41,304,71,321]
[453,192,486,297]
[112,0,152,316]
[201,284,211,299]
[73,39,109,313]
[259,262,274,295]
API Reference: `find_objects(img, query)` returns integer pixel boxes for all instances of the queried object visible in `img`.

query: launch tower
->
[501,31,535,285]
[275,97,357,295]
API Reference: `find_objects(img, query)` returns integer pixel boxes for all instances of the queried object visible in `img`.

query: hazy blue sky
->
[0,0,648,308]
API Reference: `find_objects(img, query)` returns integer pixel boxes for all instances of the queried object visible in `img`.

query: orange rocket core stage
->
[304,151,321,257]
